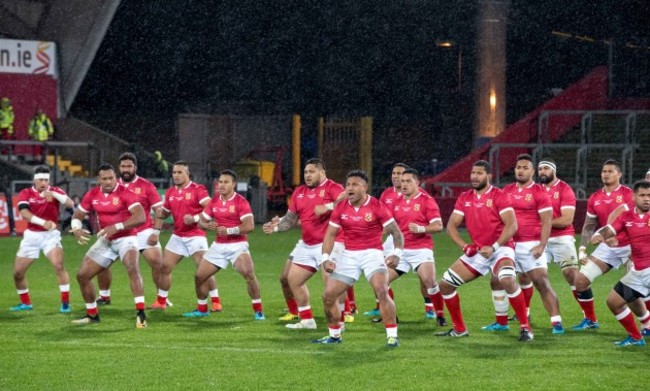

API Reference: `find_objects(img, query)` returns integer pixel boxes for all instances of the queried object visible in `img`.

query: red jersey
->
[17,186,67,232]
[609,209,650,270]
[119,176,162,232]
[453,186,514,248]
[586,185,634,247]
[379,186,401,207]
[503,182,552,242]
[329,195,394,251]
[289,179,344,245]
[203,192,252,244]
[542,179,576,237]
[79,184,140,240]
[162,182,210,237]
[392,191,441,250]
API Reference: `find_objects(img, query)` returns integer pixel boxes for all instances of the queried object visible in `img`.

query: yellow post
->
[317,116,324,159]
[292,114,301,186]
[359,116,373,188]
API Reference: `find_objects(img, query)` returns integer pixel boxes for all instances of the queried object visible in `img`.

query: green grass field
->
[0,229,648,390]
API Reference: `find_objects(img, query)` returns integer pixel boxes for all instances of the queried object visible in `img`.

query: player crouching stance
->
[592,180,650,347]
[11,166,75,313]
[70,164,148,328]
[313,169,404,347]
[435,160,533,341]
[183,170,265,320]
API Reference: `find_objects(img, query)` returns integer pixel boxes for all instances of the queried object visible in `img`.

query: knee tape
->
[442,269,465,288]
[580,260,603,283]
[497,266,516,281]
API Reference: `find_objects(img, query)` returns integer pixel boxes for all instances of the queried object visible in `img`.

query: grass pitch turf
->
[0,229,648,390]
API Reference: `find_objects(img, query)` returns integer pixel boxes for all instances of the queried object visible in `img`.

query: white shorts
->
[165,234,208,257]
[17,229,62,259]
[290,240,344,270]
[620,267,650,297]
[460,246,516,276]
[331,249,387,284]
[545,235,578,269]
[87,236,139,268]
[203,241,250,269]
[136,228,162,251]
[382,235,395,257]
[589,243,630,269]
[396,248,434,274]
[514,241,548,273]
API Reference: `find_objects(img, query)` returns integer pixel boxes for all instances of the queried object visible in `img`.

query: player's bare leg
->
[192,251,221,311]
[45,247,71,312]
[279,259,299,320]
[122,248,148,328]
[286,264,317,328]
[233,253,264,319]
[74,256,106,323]
[11,256,36,310]
[416,262,446,325]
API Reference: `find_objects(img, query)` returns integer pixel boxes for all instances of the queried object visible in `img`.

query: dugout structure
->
[318,116,373,187]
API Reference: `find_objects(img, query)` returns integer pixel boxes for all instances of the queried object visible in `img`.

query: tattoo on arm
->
[277,211,298,231]
[385,222,404,249]
[580,217,598,247]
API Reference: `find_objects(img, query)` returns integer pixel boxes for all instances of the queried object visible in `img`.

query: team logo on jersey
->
[414,204,420,211]
[554,192,559,199]
[365,213,373,222]
[185,193,192,200]
[616,195,622,203]
[486,199,493,207]
[112,197,119,205]
[525,194,532,201]
[229,205,235,213]
[134,187,142,195]
[319,190,325,197]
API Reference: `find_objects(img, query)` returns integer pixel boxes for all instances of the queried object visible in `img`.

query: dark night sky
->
[71,0,650,164]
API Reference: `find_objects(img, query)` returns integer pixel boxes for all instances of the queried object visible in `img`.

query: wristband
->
[391,248,403,259]
[226,227,240,235]
[416,225,425,233]
[193,214,200,223]
[321,253,331,263]
[273,225,279,233]
[71,218,82,230]
[491,242,501,251]
[30,215,46,226]
[152,229,161,235]
[51,191,67,204]
[324,202,334,211]
[115,222,124,231]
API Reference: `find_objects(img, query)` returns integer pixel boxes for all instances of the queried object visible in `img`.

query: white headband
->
[646,168,650,176]
[538,161,556,172]
[34,173,50,180]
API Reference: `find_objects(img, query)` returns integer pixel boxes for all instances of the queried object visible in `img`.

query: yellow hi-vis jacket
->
[28,114,54,141]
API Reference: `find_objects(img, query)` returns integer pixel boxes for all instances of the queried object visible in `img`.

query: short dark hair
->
[402,168,420,180]
[220,169,237,182]
[97,163,115,175]
[173,160,190,173]
[516,154,533,164]
[633,180,650,193]
[118,152,137,166]
[305,158,325,170]
[33,165,50,174]
[603,159,621,172]
[473,160,492,174]
[393,163,410,170]
[347,169,368,183]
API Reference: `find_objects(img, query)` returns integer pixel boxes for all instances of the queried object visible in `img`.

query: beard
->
[120,171,134,182]
[472,179,488,191]
[539,172,555,184]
